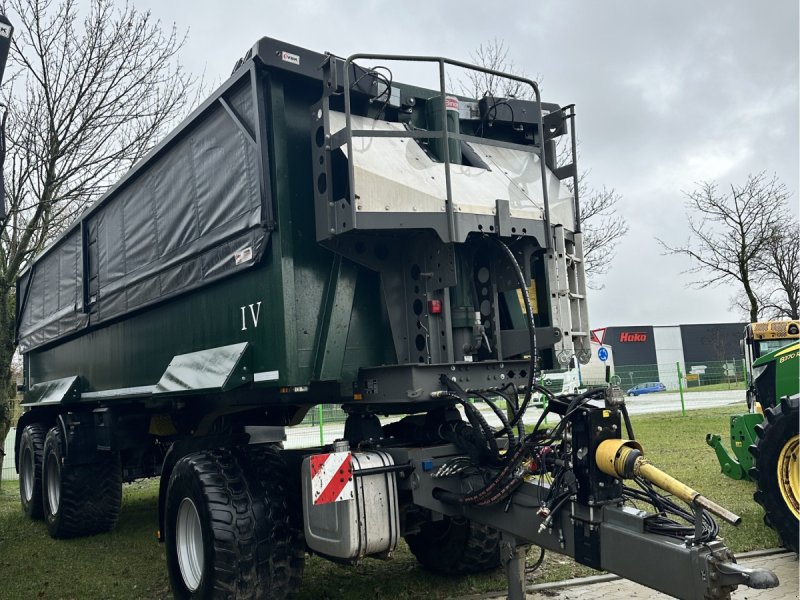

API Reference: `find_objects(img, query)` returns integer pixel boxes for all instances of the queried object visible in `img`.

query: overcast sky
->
[132,0,799,328]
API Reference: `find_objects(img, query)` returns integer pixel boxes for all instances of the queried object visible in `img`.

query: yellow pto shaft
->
[596,439,742,525]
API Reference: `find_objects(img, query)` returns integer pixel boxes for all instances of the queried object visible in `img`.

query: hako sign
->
[619,331,647,343]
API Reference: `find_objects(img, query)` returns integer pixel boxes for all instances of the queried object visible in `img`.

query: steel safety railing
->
[331,53,556,246]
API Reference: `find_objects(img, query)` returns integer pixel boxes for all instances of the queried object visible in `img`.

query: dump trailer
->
[14,38,779,599]
[707,320,799,552]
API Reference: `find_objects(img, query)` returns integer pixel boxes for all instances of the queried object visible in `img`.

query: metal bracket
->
[22,375,81,406]
[153,342,252,395]
[495,198,513,237]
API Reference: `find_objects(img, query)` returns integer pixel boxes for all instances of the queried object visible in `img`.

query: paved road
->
[467,549,798,600]
[624,389,744,415]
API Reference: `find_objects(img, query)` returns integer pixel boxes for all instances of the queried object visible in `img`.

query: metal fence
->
[1,358,746,483]
[1,427,14,485]
[610,359,745,392]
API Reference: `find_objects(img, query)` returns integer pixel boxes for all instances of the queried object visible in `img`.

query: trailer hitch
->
[705,542,779,596]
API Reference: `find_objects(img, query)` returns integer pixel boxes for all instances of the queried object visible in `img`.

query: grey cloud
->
[118,0,800,325]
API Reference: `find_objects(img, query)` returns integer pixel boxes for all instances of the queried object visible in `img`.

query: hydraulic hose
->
[490,237,537,430]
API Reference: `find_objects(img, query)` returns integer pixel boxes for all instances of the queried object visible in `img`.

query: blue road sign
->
[598,346,609,362]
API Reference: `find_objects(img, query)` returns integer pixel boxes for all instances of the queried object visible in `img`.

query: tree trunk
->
[0,286,17,484]
[0,374,13,485]
[741,275,759,323]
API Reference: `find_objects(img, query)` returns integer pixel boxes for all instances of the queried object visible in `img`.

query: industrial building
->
[595,322,745,390]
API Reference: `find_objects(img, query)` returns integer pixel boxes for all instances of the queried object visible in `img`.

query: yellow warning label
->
[516,282,539,315]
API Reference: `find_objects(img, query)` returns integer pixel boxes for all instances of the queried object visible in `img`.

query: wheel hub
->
[20,446,34,503]
[176,498,204,591]
[777,434,799,520]
[45,453,60,513]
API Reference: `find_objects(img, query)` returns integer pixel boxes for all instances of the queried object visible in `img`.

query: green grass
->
[683,381,746,393]
[0,407,778,599]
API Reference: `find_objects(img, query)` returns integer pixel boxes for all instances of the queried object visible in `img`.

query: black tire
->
[18,423,46,519]
[243,444,305,596]
[164,447,304,600]
[41,426,123,538]
[404,516,501,574]
[749,395,799,553]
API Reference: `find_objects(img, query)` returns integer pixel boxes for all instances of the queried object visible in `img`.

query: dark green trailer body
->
[17,53,393,409]
[12,38,771,600]
[25,49,524,398]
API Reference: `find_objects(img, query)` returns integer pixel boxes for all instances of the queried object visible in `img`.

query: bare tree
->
[757,217,799,320]
[658,172,789,322]
[453,38,537,100]
[580,184,629,286]
[455,39,629,287]
[0,0,194,467]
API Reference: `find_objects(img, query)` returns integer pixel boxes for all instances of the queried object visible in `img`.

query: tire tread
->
[166,446,304,599]
[405,517,501,574]
[748,395,799,553]
[43,426,122,539]
[19,423,46,519]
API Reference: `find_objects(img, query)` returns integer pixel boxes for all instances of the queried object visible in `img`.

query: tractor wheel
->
[405,516,501,574]
[164,447,304,600]
[749,395,799,553]
[41,426,122,538]
[18,423,46,519]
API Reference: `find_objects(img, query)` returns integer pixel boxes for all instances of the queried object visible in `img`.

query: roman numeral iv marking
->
[240,301,262,331]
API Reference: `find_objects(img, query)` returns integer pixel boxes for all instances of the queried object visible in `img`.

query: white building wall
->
[653,326,685,390]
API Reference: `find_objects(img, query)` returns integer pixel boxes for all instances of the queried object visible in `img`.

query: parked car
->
[627,381,667,396]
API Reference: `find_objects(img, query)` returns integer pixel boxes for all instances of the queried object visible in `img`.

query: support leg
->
[501,535,528,600]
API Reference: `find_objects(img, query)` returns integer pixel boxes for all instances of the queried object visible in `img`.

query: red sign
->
[591,328,607,345]
[310,452,354,505]
[619,331,647,343]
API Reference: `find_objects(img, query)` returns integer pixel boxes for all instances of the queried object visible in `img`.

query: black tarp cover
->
[18,78,267,352]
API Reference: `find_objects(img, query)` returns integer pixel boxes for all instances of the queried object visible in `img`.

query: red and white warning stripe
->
[310,451,354,505]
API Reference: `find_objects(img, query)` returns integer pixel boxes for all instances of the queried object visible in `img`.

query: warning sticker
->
[281,51,300,66]
[234,247,253,265]
[445,96,460,111]
[310,451,354,505]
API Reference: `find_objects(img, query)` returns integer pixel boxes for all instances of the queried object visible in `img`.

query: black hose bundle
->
[623,478,719,543]
[490,237,538,431]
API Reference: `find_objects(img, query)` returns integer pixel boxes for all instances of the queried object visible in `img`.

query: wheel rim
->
[45,453,60,513]
[20,445,34,503]
[777,434,799,520]
[176,498,204,592]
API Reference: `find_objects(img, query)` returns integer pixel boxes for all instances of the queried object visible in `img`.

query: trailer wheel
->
[165,447,303,600]
[41,426,123,538]
[405,516,501,574]
[243,444,305,595]
[19,423,46,519]
[749,395,799,553]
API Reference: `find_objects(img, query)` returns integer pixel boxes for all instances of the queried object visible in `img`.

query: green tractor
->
[707,320,799,552]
